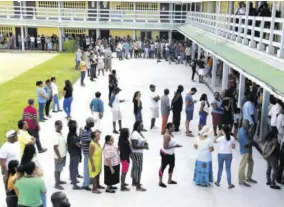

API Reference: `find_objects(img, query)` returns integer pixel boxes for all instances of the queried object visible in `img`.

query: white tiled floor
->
[1,57,283,207]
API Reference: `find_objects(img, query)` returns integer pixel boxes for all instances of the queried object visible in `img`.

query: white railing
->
[0,5,186,24]
[186,12,284,59]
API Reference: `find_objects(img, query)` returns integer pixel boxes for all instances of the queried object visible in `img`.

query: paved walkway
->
[0,57,283,207]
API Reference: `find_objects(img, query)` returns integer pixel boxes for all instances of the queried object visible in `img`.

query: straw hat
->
[199,126,210,136]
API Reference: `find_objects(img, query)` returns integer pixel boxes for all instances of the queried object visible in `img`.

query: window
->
[63,1,86,9]
[116,2,134,10]
[0,26,13,34]
[64,29,87,35]
[136,2,158,11]
[38,1,58,8]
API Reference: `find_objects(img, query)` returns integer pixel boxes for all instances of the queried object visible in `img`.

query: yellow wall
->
[152,31,159,39]
[0,1,13,6]
[0,26,15,35]
[37,27,59,36]
[221,1,228,14]
[110,30,133,37]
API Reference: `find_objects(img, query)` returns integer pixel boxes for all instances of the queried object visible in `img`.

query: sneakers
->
[270,185,281,190]
[246,179,257,184]
[228,184,235,189]
[82,186,91,191]
[113,130,119,134]
[38,148,47,153]
[239,182,251,187]
[159,182,167,188]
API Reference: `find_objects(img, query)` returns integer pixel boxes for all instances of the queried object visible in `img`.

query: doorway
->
[100,30,110,39]
[89,29,96,39]
[141,31,152,41]
[159,31,168,40]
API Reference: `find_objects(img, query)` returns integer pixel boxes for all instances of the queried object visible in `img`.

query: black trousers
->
[90,64,97,80]
[109,85,114,101]
[45,99,52,116]
[159,150,175,177]
[277,144,284,182]
[192,67,196,80]
[186,55,191,65]
[172,110,181,131]
[27,129,43,151]
[266,155,279,185]
[69,155,80,185]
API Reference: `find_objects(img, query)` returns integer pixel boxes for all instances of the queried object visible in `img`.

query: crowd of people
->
[1,33,284,207]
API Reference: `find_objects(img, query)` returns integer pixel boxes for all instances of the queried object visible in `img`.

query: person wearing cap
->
[109,87,125,134]
[171,85,184,132]
[149,84,160,130]
[90,92,104,131]
[193,126,214,187]
[53,120,67,190]
[185,87,197,137]
[80,58,87,87]
[0,130,21,186]
[81,117,95,191]
[23,99,47,153]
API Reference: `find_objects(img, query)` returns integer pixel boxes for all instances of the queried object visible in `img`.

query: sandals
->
[168,180,177,185]
[121,187,130,191]
[92,190,102,194]
[106,189,116,193]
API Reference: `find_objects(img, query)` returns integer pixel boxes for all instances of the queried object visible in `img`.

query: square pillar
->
[168,30,172,44]
[238,74,245,108]
[266,1,277,55]
[222,63,229,90]
[211,56,217,87]
[260,89,270,141]
[58,28,63,51]
[133,30,136,41]
[21,26,25,51]
[96,29,100,39]
[191,42,196,59]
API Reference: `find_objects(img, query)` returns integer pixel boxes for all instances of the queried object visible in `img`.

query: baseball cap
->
[149,84,156,89]
[86,117,95,124]
[6,130,17,139]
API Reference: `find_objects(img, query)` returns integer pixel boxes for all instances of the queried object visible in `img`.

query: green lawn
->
[0,53,79,145]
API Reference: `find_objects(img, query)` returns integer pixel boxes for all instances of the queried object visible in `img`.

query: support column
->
[222,63,229,90]
[58,0,62,21]
[21,26,25,51]
[238,74,245,108]
[266,1,277,54]
[58,28,63,52]
[191,42,196,59]
[170,3,173,23]
[97,1,100,22]
[226,1,234,39]
[168,30,172,44]
[242,1,250,45]
[96,29,100,39]
[197,45,201,59]
[260,89,270,141]
[211,56,217,87]
[133,30,136,41]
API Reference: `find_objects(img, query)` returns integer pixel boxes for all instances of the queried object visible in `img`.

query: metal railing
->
[186,12,284,59]
[0,5,186,24]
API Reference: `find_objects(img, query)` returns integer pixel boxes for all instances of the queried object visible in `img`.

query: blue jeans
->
[41,193,46,207]
[135,109,143,122]
[180,52,185,64]
[63,97,73,117]
[217,153,232,185]
[52,94,61,111]
[38,102,45,121]
[81,71,86,85]
[82,154,90,187]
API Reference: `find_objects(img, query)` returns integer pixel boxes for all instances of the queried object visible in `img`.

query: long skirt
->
[193,160,213,186]
[104,165,120,186]
[212,112,223,126]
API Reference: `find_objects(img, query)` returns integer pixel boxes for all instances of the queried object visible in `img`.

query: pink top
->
[103,145,120,166]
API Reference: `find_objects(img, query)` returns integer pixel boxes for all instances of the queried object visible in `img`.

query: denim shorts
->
[186,110,194,121]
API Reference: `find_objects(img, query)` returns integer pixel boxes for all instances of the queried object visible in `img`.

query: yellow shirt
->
[18,130,32,156]
[80,61,86,72]
[8,174,18,196]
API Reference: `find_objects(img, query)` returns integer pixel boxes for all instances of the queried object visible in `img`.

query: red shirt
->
[23,106,37,129]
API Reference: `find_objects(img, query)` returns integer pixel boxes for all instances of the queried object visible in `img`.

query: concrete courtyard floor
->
[0,52,58,83]
[0,57,283,207]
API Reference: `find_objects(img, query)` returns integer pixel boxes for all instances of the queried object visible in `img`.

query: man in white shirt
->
[149,84,160,130]
[51,77,62,113]
[53,120,67,190]
[109,87,125,134]
[277,108,284,184]
[30,35,35,50]
[268,99,282,135]
[185,44,192,66]
[0,130,21,186]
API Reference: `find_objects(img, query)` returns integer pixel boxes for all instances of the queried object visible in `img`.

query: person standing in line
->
[63,80,73,120]
[238,121,257,187]
[97,52,105,76]
[263,131,281,190]
[130,121,149,191]
[90,51,97,82]
[185,87,197,137]
[23,99,47,153]
[149,84,160,130]
[80,58,87,87]
[161,89,170,135]
[44,79,53,118]
[276,108,284,183]
[193,126,214,187]
[171,85,184,132]
[108,70,118,101]
[53,120,67,190]
[51,77,62,113]
[109,87,125,134]
[90,92,104,131]
[89,131,105,194]
[185,44,192,66]
[118,128,131,191]
[5,160,19,207]
[81,117,95,191]
[51,192,71,207]
[103,135,121,193]
[133,91,147,132]
[41,34,45,50]
[17,120,35,156]
[36,81,48,122]
[197,56,206,83]
[75,49,82,70]
[190,57,197,82]
[105,47,112,72]
[159,123,182,188]
[67,120,81,190]
[211,92,224,136]
[214,125,236,189]
[268,98,283,135]
[199,93,210,131]
[0,130,21,189]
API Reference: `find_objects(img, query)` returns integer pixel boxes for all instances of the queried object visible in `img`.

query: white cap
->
[6,130,17,139]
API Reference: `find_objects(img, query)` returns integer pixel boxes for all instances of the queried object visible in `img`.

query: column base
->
[231,34,236,41]
[257,43,265,51]
[242,38,249,45]
[266,46,275,55]
[236,36,242,43]
[226,33,231,39]
[249,40,256,48]
[277,49,284,58]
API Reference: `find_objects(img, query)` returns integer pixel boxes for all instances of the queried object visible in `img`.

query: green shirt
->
[15,177,46,207]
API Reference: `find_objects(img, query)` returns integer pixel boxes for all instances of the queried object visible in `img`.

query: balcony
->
[0,6,186,30]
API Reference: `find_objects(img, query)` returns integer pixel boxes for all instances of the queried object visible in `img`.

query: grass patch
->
[0,53,79,145]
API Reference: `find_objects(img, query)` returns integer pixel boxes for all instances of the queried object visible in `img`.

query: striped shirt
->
[23,106,37,129]
[80,128,92,155]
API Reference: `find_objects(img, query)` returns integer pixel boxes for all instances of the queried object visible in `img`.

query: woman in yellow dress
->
[89,130,104,194]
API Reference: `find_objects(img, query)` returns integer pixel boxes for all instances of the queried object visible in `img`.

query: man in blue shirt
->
[242,94,257,141]
[238,121,257,187]
[185,87,197,137]
[90,92,104,131]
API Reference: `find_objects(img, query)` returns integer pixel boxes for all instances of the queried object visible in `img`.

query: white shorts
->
[198,68,205,76]
[151,107,159,119]
[112,110,122,122]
